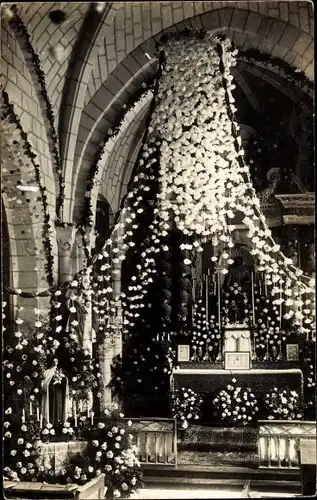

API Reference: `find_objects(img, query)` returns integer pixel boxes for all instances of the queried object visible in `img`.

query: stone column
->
[73,232,85,276]
[56,224,77,286]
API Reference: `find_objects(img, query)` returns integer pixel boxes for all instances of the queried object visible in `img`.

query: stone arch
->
[71,6,313,228]
[101,102,150,214]
[73,91,153,224]
[58,3,121,221]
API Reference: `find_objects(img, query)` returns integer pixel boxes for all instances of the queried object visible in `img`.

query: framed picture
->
[177,345,190,362]
[286,344,299,361]
[225,352,250,370]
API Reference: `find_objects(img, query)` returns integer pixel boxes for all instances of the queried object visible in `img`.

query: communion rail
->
[124,418,177,467]
[258,420,316,469]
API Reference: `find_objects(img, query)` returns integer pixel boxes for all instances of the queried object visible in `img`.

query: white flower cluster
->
[213,379,258,425]
[171,387,203,422]
[145,34,314,326]
[265,388,302,420]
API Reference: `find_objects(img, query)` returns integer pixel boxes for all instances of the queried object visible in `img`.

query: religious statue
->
[224,256,251,291]
[41,358,69,426]
[60,279,87,344]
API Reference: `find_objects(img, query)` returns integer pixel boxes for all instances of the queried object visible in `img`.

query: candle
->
[205,274,209,321]
[251,271,255,326]
[217,273,221,330]
[91,411,94,426]
[87,406,89,419]
[264,273,267,296]
[74,404,77,428]
[36,407,40,421]
[22,409,25,423]
[40,415,43,429]
[279,284,282,329]
[79,401,83,413]
[29,402,33,416]
[216,272,222,362]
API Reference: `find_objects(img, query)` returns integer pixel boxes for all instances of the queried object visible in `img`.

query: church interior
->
[1,2,315,499]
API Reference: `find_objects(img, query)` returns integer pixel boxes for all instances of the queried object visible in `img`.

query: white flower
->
[106,450,114,459]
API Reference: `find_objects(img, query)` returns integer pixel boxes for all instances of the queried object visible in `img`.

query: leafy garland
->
[1,90,55,290]
[238,48,313,91]
[9,4,65,219]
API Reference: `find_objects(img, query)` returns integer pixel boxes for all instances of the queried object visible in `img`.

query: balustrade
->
[124,418,177,466]
[258,420,316,469]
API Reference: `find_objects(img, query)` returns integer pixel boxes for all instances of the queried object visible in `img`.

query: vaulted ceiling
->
[2,2,314,221]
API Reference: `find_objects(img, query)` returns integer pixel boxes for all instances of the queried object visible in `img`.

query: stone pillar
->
[99,338,114,410]
[73,232,85,276]
[56,225,77,286]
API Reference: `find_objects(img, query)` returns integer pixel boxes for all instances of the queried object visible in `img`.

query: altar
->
[172,368,304,402]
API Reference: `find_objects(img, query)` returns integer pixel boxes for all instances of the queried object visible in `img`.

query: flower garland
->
[1,90,55,290]
[212,378,259,425]
[191,298,220,362]
[145,31,315,335]
[302,341,316,420]
[8,4,65,219]
[81,79,156,229]
[264,387,302,420]
[74,32,314,348]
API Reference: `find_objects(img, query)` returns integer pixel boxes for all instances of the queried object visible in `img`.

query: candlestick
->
[22,409,25,423]
[251,271,255,326]
[36,407,40,421]
[263,337,271,362]
[29,402,33,416]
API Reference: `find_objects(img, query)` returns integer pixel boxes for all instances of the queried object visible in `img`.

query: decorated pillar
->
[56,224,77,286]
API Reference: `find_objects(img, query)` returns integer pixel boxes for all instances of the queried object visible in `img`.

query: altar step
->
[142,461,301,496]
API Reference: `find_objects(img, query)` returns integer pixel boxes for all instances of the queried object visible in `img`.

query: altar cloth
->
[172,368,304,401]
